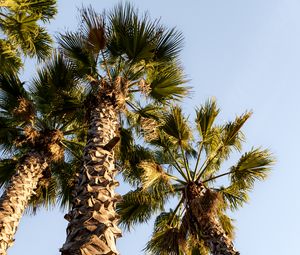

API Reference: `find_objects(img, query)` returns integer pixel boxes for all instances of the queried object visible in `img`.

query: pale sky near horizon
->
[5,0,300,254]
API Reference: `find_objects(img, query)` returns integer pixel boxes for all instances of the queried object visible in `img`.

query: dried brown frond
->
[199,188,222,217]
[24,126,40,144]
[141,117,159,142]
[187,183,222,218]
[50,130,64,143]
[48,143,64,161]
[12,97,35,121]
[87,26,106,51]
[43,130,64,161]
[113,77,128,109]
[138,78,151,95]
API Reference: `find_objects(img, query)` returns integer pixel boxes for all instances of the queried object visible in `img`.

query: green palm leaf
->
[58,31,98,78]
[147,62,189,102]
[162,106,192,148]
[1,13,52,59]
[221,111,252,150]
[195,98,220,141]
[120,145,156,185]
[117,188,166,230]
[0,0,57,22]
[0,158,17,189]
[108,3,157,62]
[139,160,173,190]
[0,39,22,74]
[145,211,182,255]
[218,184,249,210]
[230,148,274,189]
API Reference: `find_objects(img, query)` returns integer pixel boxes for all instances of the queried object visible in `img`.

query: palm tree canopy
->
[0,0,57,74]
[52,3,188,114]
[117,99,274,254]
[0,68,85,211]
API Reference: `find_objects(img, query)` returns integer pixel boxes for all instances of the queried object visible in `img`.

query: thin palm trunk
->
[0,152,48,255]
[187,183,239,255]
[61,97,122,255]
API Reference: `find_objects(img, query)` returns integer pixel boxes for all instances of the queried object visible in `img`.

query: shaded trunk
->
[61,97,121,255]
[0,152,48,255]
[187,183,239,255]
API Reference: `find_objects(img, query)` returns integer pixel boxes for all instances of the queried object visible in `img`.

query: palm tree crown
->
[117,99,274,255]
[0,65,84,254]
[47,4,190,254]
[0,0,57,74]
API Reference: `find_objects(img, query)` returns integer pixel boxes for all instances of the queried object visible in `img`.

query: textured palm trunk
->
[188,183,239,255]
[0,152,48,255]
[61,97,122,255]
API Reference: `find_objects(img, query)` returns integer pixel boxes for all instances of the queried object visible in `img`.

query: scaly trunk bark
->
[0,152,48,255]
[61,97,121,255]
[188,183,239,255]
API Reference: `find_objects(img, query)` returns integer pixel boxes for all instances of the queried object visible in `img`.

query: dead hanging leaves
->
[12,97,35,122]
[141,117,159,142]
[15,128,64,162]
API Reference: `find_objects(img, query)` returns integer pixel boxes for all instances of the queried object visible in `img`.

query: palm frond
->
[80,6,106,54]
[145,212,181,255]
[115,126,134,162]
[1,0,57,22]
[221,111,252,151]
[1,13,52,59]
[117,187,167,230]
[230,148,274,189]
[29,26,52,60]
[162,106,192,148]
[108,3,157,62]
[31,52,85,119]
[153,27,184,62]
[218,185,249,210]
[0,158,17,189]
[120,145,156,185]
[139,161,173,190]
[27,174,57,214]
[195,98,220,141]
[0,72,32,116]
[0,39,22,74]
[147,62,189,102]
[0,116,21,153]
[218,212,235,239]
[58,31,98,78]
[55,160,80,209]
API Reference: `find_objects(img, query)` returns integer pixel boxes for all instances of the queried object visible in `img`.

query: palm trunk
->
[188,183,239,255]
[61,97,122,255]
[0,152,48,255]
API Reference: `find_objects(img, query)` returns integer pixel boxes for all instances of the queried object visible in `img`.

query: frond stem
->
[0,12,11,20]
[59,141,82,160]
[64,125,88,135]
[166,146,189,182]
[195,144,223,182]
[192,141,204,180]
[202,170,232,183]
[168,197,184,226]
[126,101,139,112]
[168,174,186,185]
[180,144,191,181]
[128,89,140,93]
[100,49,112,83]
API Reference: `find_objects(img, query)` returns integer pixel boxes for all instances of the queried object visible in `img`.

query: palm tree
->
[0,60,84,254]
[54,4,189,254]
[0,0,57,74]
[117,99,274,255]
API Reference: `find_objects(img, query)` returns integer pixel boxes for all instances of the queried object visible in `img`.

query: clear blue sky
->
[7,0,300,254]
